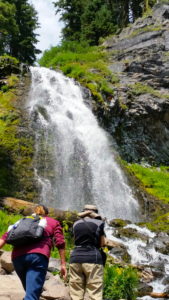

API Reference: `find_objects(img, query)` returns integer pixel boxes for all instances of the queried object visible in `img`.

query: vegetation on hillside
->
[0,57,36,200]
[127,164,169,204]
[125,163,169,232]
[39,41,115,105]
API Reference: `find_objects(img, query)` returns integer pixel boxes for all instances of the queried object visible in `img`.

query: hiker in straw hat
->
[69,204,106,300]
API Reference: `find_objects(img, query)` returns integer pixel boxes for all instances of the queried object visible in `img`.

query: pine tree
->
[81,0,117,45]
[54,0,86,41]
[54,0,159,46]
[1,0,40,64]
[0,1,18,54]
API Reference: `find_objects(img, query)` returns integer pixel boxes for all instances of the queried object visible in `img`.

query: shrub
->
[39,41,112,105]
[103,264,138,300]
[0,209,22,251]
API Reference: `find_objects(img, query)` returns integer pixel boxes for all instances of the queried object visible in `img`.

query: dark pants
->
[13,253,48,300]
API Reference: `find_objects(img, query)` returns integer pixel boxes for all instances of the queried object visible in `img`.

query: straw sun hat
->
[78,204,101,219]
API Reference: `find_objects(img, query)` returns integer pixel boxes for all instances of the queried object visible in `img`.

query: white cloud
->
[29,0,64,56]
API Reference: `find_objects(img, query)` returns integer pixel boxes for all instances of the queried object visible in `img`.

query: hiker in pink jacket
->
[0,204,67,300]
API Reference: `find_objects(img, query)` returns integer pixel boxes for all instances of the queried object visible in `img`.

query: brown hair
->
[34,205,49,216]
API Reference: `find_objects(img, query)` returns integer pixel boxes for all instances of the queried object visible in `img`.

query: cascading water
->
[106,223,169,299]
[27,66,139,221]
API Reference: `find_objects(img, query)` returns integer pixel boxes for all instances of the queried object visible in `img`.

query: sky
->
[28,0,63,57]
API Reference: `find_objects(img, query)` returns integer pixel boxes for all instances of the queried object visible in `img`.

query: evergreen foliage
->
[0,0,40,64]
[0,1,18,54]
[53,0,159,45]
[80,0,117,45]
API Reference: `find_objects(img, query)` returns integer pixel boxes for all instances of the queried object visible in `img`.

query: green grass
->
[127,164,169,203]
[0,209,22,251]
[128,25,162,39]
[128,83,169,99]
[39,41,115,104]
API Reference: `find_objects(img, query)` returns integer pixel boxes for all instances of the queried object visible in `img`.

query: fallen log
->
[149,292,169,298]
[0,197,78,222]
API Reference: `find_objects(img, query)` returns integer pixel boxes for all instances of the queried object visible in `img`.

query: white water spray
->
[27,67,139,221]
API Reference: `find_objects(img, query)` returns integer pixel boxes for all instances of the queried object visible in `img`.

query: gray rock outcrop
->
[102,3,169,165]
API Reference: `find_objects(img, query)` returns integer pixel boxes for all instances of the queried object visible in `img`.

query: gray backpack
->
[6,215,45,247]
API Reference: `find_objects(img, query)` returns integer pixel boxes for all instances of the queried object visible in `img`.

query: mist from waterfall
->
[27,66,140,221]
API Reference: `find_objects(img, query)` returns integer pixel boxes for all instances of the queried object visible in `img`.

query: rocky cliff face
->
[0,61,38,201]
[102,3,169,165]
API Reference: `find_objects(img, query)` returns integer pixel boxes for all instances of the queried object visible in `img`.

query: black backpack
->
[6,215,45,247]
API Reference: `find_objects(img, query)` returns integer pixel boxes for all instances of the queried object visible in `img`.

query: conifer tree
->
[0,1,18,54]
[54,0,86,41]
[81,0,117,45]
[1,0,40,64]
[54,0,159,46]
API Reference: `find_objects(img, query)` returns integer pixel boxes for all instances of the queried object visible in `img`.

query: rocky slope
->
[0,250,70,300]
[101,3,169,165]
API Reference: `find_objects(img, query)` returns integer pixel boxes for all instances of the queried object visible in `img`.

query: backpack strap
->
[83,218,107,266]
[82,218,98,247]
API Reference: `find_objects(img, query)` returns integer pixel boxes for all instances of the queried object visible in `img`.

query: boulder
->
[0,274,24,299]
[137,282,153,297]
[0,251,14,273]
[114,227,149,242]
[48,257,61,272]
[109,219,131,228]
[110,245,131,263]
[140,268,154,283]
[104,237,124,249]
[42,275,70,300]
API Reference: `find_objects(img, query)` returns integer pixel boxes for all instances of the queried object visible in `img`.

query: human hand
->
[60,263,67,281]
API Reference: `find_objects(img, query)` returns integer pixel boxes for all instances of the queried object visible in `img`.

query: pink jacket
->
[1,216,65,260]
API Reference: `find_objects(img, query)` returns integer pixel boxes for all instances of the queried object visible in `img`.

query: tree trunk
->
[144,0,149,12]
[0,197,78,222]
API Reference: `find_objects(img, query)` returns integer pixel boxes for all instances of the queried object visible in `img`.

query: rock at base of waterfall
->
[137,282,153,297]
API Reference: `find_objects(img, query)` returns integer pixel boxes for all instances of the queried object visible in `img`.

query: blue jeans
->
[13,253,48,300]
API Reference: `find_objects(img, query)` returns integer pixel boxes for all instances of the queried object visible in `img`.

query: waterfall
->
[27,66,139,221]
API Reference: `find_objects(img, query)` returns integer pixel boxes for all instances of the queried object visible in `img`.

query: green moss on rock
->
[0,74,37,201]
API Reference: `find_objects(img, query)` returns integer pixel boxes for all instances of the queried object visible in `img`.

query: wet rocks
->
[137,282,153,297]
[107,218,169,298]
[114,227,149,242]
[110,245,131,263]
